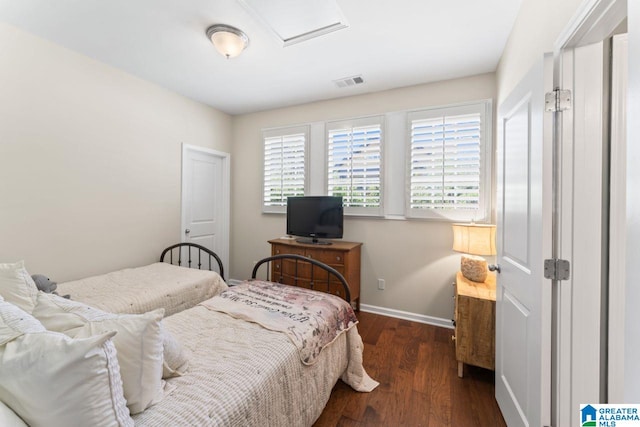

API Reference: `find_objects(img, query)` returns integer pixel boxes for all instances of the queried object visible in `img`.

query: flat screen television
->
[286,196,343,245]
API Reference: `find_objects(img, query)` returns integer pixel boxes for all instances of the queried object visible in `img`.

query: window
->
[260,101,492,220]
[327,116,383,216]
[262,126,308,213]
[407,101,491,221]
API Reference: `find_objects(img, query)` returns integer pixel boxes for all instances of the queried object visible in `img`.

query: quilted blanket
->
[57,262,227,316]
[200,280,358,365]
[132,304,377,426]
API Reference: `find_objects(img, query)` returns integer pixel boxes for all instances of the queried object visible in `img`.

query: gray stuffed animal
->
[31,274,70,299]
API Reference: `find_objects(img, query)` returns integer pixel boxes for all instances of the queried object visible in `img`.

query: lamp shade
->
[206,24,249,59]
[452,223,496,256]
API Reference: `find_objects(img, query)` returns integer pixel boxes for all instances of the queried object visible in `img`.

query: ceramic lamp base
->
[460,255,488,283]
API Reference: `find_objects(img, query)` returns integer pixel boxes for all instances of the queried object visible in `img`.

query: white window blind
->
[262,126,308,212]
[327,117,383,215]
[407,102,490,220]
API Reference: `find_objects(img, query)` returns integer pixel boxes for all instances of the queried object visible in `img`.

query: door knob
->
[185,229,191,234]
[488,264,501,274]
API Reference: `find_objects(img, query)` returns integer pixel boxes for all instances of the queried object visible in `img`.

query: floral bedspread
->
[199,280,358,365]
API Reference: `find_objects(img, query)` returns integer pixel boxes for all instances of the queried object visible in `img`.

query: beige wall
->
[496,0,584,103]
[0,0,589,321]
[231,73,495,320]
[0,24,232,282]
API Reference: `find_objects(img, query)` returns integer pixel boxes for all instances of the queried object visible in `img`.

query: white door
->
[181,144,230,273]
[555,40,608,426]
[608,32,627,404]
[549,1,627,421]
[495,57,552,427]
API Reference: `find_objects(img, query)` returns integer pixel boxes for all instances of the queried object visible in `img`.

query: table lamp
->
[452,223,496,283]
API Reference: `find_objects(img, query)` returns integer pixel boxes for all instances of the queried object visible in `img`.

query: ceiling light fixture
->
[206,24,249,59]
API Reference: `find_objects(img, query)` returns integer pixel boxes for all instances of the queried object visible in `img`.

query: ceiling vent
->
[334,75,365,88]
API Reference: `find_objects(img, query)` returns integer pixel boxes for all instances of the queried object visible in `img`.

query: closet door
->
[181,145,230,272]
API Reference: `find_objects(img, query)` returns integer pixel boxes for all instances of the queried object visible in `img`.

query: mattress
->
[132,304,375,427]
[57,263,227,316]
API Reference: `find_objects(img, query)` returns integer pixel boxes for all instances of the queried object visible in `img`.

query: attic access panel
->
[239,0,349,46]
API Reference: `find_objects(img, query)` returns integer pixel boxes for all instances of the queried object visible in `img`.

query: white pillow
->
[0,298,133,427]
[32,293,165,414]
[0,400,27,427]
[0,261,38,313]
[29,294,189,378]
[160,323,189,378]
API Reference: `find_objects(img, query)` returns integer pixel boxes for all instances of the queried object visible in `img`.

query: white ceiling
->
[0,0,522,115]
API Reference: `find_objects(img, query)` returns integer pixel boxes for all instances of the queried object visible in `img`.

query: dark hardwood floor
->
[314,311,506,427]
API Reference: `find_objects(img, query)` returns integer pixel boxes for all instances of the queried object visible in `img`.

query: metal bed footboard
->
[251,254,351,303]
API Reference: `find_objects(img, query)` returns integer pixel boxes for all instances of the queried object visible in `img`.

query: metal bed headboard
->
[160,242,224,280]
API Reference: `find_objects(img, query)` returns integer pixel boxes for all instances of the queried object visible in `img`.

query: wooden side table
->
[453,271,496,377]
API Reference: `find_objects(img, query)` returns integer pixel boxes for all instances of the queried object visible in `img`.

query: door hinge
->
[544,88,571,112]
[544,259,570,281]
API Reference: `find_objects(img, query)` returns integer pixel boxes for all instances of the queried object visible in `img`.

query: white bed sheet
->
[57,263,227,316]
[133,304,375,427]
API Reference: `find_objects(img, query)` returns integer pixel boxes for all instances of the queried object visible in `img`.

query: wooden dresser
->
[453,271,496,377]
[268,238,362,310]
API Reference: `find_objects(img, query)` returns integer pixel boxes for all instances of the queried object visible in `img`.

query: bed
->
[56,243,227,316]
[133,304,375,425]
[133,253,377,426]
[0,249,377,426]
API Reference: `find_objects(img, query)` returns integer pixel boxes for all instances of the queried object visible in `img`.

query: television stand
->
[268,238,362,311]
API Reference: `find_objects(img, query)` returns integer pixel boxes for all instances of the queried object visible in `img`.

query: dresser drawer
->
[281,260,345,279]
[307,249,346,266]
[286,276,348,300]
[272,244,305,256]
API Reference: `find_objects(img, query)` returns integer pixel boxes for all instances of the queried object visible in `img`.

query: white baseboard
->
[360,304,454,329]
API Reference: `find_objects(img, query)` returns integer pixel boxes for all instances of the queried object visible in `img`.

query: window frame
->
[261,125,310,214]
[405,100,492,222]
[325,115,384,217]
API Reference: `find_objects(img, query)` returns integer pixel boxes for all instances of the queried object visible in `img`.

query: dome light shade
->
[206,24,249,59]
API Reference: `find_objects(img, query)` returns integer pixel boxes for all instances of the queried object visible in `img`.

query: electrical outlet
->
[377,278,385,290]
